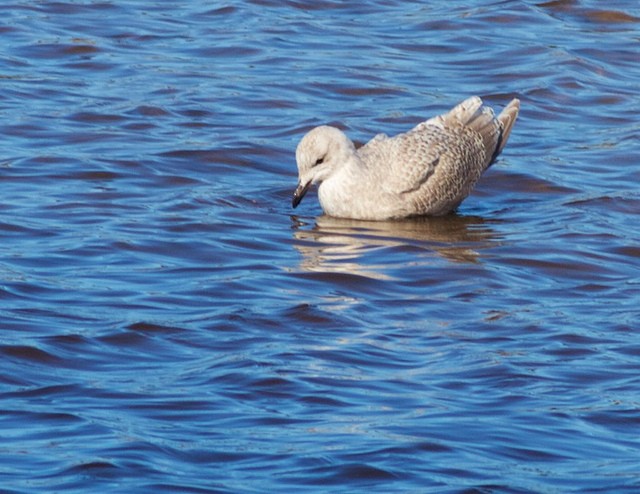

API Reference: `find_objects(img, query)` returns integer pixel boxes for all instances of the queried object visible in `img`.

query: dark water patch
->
[126,321,181,334]
[566,194,640,216]
[303,462,400,485]
[34,1,117,15]
[205,6,239,17]
[612,246,640,259]
[1,344,61,364]
[60,460,121,477]
[69,111,126,124]
[147,484,233,494]
[3,383,80,400]
[133,105,172,117]
[189,46,263,59]
[587,10,639,23]
[63,43,101,55]
[17,41,101,60]
[157,149,246,167]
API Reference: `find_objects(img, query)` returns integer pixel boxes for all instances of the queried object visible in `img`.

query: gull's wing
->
[364,97,516,198]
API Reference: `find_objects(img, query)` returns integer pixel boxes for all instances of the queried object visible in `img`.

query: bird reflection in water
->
[291,214,499,279]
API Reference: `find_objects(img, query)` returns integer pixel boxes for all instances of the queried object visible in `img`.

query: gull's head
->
[292,125,355,209]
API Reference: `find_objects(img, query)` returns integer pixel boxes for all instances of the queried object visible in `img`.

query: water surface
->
[1,1,640,492]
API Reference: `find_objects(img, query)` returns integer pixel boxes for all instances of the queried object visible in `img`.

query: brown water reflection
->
[292,214,498,278]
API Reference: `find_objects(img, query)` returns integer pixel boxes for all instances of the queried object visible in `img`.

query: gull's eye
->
[313,156,325,167]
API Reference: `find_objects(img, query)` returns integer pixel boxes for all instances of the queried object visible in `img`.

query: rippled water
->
[2,1,640,492]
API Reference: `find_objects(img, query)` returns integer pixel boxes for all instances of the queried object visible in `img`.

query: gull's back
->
[354,96,520,218]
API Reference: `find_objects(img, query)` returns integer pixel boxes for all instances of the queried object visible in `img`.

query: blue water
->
[2,1,640,492]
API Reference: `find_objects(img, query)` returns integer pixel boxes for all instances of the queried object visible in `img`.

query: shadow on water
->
[291,213,500,279]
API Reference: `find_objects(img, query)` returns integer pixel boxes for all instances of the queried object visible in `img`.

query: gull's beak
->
[292,180,311,208]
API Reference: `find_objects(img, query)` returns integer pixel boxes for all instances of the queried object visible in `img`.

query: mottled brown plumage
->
[293,96,520,220]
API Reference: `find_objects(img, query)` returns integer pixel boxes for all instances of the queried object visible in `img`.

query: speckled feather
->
[293,96,520,220]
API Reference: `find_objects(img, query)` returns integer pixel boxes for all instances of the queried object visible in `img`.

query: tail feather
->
[495,98,520,159]
[447,96,520,168]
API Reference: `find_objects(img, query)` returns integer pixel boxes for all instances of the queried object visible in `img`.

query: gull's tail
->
[447,96,520,169]
[495,98,520,161]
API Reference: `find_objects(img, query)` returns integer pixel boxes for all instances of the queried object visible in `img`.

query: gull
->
[292,96,519,220]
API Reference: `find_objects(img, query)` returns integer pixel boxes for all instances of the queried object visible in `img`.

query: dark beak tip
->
[292,181,311,209]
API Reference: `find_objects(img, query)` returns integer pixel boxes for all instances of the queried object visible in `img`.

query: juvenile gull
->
[292,96,520,220]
